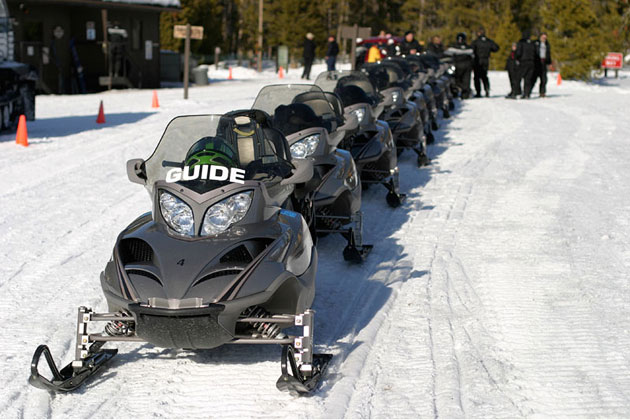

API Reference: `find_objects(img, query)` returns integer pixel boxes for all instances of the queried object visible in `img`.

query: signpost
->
[340,24,371,70]
[602,52,623,78]
[174,24,204,99]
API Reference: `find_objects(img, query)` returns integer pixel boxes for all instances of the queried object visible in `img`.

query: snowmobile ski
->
[276,345,332,395]
[29,343,117,392]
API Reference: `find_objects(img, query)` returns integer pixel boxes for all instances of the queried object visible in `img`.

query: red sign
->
[602,52,623,69]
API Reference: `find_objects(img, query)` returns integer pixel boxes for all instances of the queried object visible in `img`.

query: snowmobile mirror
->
[126,158,147,184]
[281,158,313,186]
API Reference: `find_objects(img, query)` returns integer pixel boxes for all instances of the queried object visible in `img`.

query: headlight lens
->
[351,107,366,124]
[290,134,320,159]
[201,191,253,236]
[391,90,400,104]
[344,158,359,189]
[160,191,194,237]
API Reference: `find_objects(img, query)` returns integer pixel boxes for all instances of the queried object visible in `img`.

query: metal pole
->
[257,0,263,72]
[183,24,190,99]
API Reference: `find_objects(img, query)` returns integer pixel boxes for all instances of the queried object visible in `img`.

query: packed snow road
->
[1,68,629,418]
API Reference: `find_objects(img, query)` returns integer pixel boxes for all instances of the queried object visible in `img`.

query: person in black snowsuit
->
[302,32,316,80]
[533,32,552,97]
[515,30,537,98]
[471,28,499,97]
[445,33,474,99]
[325,35,339,71]
[400,30,422,55]
[505,42,521,99]
[426,35,444,57]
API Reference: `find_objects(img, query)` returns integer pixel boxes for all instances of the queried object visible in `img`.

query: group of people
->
[301,33,339,80]
[300,28,552,100]
[506,31,552,99]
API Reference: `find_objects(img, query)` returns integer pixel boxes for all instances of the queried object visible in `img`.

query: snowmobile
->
[29,110,332,395]
[381,57,437,144]
[252,84,372,263]
[315,70,405,208]
[362,62,430,166]
[408,53,456,116]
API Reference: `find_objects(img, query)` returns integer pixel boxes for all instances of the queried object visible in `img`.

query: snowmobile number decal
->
[165,165,246,184]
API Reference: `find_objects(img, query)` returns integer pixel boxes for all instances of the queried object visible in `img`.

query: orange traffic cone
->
[151,90,160,108]
[96,100,105,124]
[557,72,562,86]
[278,66,284,79]
[228,66,233,80]
[15,115,28,147]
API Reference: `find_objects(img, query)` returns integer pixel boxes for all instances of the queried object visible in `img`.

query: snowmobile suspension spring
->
[104,313,133,336]
[318,206,343,231]
[242,306,284,339]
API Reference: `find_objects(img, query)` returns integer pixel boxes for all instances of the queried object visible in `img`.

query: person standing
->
[427,35,444,57]
[515,30,537,99]
[401,30,422,55]
[325,35,339,72]
[445,33,474,99]
[367,44,382,63]
[302,33,316,80]
[534,32,552,97]
[471,28,499,97]
[505,42,521,99]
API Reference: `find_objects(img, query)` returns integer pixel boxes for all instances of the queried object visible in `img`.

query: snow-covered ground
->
[1,67,630,418]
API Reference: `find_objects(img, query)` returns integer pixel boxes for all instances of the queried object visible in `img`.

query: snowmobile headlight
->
[201,191,253,236]
[290,134,320,159]
[159,191,195,237]
[344,158,359,190]
[351,107,366,124]
[391,90,400,104]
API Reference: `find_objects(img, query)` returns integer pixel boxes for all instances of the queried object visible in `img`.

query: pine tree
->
[490,0,520,70]
[541,0,603,79]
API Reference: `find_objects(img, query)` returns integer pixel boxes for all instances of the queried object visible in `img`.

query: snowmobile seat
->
[335,85,371,108]
[273,103,330,135]
[292,92,338,131]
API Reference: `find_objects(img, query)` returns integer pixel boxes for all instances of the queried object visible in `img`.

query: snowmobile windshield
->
[315,70,378,104]
[253,84,340,135]
[144,114,293,194]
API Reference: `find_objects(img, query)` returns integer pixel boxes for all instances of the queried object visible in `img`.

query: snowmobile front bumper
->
[29,306,331,395]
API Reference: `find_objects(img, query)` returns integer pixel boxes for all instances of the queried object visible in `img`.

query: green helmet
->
[185,137,238,168]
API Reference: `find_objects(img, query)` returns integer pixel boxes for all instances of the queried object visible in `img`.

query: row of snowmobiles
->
[29,54,459,396]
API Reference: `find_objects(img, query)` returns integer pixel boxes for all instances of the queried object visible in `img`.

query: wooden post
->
[101,9,112,91]
[350,24,358,70]
[183,24,191,99]
[257,0,263,72]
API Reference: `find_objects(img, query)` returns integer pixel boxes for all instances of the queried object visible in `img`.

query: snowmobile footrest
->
[276,346,332,395]
[29,344,117,392]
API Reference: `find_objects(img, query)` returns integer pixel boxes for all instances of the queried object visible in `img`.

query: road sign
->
[174,25,203,40]
[602,52,623,69]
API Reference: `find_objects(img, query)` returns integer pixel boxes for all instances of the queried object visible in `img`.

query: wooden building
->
[7,0,180,93]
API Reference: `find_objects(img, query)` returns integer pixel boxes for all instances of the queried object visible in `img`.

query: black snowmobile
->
[315,70,405,208]
[29,111,331,395]
[252,84,372,263]
[362,62,429,166]
[408,53,456,117]
[381,57,437,144]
